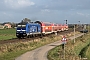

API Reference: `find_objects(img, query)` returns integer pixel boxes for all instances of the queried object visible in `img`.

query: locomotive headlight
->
[17,32,19,33]
[16,34,19,35]
[24,31,26,33]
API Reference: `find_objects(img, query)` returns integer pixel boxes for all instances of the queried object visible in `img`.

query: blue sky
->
[0,0,90,24]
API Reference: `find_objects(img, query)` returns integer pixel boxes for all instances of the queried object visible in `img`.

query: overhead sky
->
[0,0,90,24]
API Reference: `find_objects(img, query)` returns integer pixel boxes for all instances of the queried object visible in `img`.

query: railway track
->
[0,28,80,45]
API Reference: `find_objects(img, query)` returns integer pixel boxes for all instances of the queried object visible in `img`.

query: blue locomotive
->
[16,22,41,38]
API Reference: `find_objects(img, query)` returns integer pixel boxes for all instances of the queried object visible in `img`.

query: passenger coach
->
[35,21,53,34]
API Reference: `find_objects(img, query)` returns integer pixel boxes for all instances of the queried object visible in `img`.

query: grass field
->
[47,33,90,60]
[0,29,16,40]
[0,34,62,60]
[47,45,61,60]
[86,44,90,60]
[0,29,82,60]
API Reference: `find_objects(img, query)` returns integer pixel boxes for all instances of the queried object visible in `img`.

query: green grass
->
[85,44,90,60]
[0,35,16,40]
[0,29,16,34]
[74,40,90,56]
[0,35,62,60]
[0,31,81,60]
[79,43,90,58]
[0,50,28,60]
[0,42,47,60]
[0,29,16,40]
[47,33,90,60]
[47,45,62,60]
[74,36,90,56]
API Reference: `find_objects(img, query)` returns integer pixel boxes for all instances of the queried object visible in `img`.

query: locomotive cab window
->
[22,25,26,27]
[17,25,26,28]
[17,25,22,27]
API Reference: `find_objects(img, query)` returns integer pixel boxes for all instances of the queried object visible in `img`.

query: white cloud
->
[77,12,90,18]
[41,9,50,14]
[70,9,75,11]
[45,5,49,8]
[3,12,12,17]
[4,0,35,9]
[41,9,50,12]
[3,12,7,15]
[86,14,90,17]
[77,12,84,16]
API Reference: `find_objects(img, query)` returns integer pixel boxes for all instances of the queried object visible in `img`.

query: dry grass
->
[48,33,90,60]
[0,34,62,60]
[0,31,80,60]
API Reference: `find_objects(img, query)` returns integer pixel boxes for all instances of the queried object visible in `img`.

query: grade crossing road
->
[15,33,84,60]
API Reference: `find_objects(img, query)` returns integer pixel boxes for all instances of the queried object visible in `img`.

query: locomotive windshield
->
[17,25,21,27]
[17,25,26,30]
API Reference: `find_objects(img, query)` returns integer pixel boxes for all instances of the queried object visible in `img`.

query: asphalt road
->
[15,33,84,60]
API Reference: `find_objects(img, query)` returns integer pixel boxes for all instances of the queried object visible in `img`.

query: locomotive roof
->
[27,23,40,25]
[18,22,28,25]
[17,22,39,25]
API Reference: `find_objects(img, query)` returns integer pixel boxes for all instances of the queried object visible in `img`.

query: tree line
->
[2,18,31,28]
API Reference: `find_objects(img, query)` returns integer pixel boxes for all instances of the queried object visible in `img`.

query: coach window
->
[45,24,51,26]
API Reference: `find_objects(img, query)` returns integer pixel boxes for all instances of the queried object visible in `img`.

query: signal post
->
[61,35,67,60]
